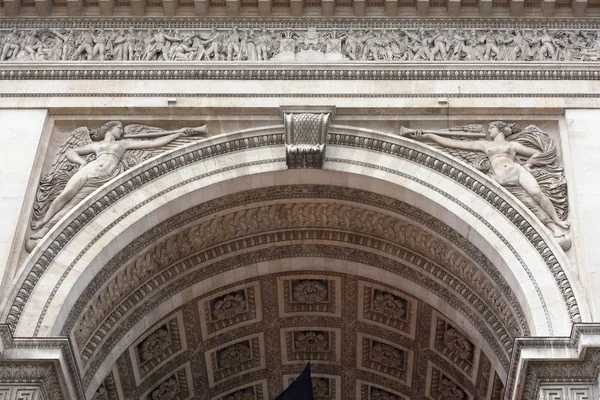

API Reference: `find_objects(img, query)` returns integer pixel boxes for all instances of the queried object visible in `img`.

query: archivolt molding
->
[62,189,527,380]
[327,126,581,326]
[2,125,584,347]
[76,245,510,392]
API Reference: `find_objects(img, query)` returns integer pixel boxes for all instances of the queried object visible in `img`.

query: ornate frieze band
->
[1,18,600,80]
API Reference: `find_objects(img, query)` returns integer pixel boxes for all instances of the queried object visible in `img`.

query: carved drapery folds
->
[1,25,600,63]
[399,121,571,250]
[283,109,332,169]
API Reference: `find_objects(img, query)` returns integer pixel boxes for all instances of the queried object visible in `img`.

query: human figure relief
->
[400,121,571,250]
[27,122,209,251]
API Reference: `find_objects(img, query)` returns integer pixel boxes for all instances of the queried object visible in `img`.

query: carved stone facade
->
[2,25,600,64]
[1,10,600,400]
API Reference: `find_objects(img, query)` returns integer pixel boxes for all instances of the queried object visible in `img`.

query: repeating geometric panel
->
[0,387,40,400]
[198,281,263,340]
[282,374,341,400]
[211,379,268,400]
[357,281,417,339]
[129,311,188,385]
[356,333,413,386]
[140,362,194,400]
[280,327,341,366]
[429,310,480,381]
[426,363,473,400]
[278,275,342,317]
[205,333,266,387]
[355,380,410,400]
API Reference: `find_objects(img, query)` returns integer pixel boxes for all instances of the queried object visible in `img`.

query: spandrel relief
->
[399,122,571,250]
[1,26,600,63]
[26,121,208,251]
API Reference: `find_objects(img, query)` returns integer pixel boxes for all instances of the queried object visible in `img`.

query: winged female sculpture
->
[400,121,571,250]
[26,121,208,251]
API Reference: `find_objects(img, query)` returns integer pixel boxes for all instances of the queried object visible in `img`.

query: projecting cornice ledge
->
[506,324,600,400]
[1,62,600,81]
[0,324,84,400]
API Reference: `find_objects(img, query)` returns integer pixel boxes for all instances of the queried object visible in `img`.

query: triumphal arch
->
[1,0,600,399]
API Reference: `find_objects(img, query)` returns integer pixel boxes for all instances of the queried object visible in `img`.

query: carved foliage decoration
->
[199,282,262,340]
[357,381,409,400]
[427,365,473,400]
[282,328,341,365]
[279,276,341,317]
[142,363,193,400]
[129,312,187,385]
[73,199,522,370]
[214,380,267,400]
[358,281,417,339]
[431,312,478,379]
[206,334,265,387]
[357,333,413,385]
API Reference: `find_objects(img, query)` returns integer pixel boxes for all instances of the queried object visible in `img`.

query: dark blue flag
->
[274,363,314,400]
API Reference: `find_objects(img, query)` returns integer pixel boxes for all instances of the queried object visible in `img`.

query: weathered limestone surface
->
[0,110,47,297]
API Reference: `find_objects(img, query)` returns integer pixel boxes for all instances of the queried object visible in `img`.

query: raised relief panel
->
[283,374,341,400]
[205,334,266,387]
[282,109,332,169]
[278,275,342,317]
[356,381,410,400]
[429,311,480,381]
[1,25,597,64]
[141,362,194,400]
[356,333,414,386]
[92,367,123,400]
[539,385,596,400]
[277,275,342,317]
[198,282,263,340]
[26,121,208,251]
[0,387,41,400]
[129,311,188,385]
[357,281,418,339]
[280,327,341,366]
[425,363,473,400]
[211,380,268,400]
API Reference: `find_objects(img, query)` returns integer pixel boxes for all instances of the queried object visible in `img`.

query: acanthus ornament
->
[2,26,600,63]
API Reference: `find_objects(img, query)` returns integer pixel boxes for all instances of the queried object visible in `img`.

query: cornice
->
[2,62,600,80]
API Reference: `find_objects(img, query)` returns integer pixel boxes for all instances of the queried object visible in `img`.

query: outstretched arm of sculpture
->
[418,133,486,153]
[122,125,207,150]
[65,143,96,166]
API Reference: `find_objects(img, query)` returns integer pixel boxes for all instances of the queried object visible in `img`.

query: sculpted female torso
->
[413,121,570,237]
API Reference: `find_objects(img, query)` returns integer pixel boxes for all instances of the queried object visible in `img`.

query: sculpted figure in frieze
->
[400,122,571,250]
[1,26,600,62]
[26,122,209,251]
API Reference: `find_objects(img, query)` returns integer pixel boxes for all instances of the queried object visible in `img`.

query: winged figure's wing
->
[31,127,93,225]
[448,124,486,134]
[121,124,202,169]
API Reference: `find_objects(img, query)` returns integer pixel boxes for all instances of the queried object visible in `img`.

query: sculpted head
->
[487,121,520,140]
[90,121,124,141]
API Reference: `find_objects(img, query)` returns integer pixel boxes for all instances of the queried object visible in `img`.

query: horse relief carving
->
[26,121,208,251]
[399,121,571,250]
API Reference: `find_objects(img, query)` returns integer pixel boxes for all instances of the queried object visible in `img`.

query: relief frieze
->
[1,25,600,64]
